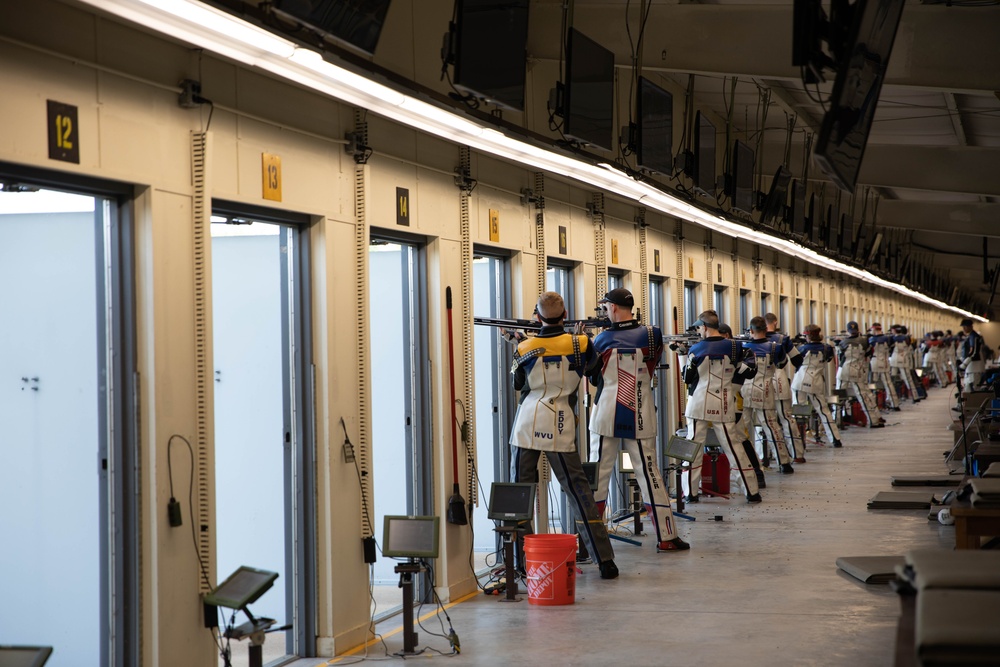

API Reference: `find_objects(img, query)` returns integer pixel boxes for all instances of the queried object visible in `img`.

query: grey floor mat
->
[868,491,937,509]
[836,555,905,584]
[890,474,961,487]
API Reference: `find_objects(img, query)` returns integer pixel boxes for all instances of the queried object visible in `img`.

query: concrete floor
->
[294,385,964,666]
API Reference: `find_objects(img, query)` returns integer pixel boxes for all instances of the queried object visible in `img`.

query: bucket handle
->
[525,558,580,580]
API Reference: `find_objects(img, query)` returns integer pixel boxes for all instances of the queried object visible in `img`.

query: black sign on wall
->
[47,100,79,164]
[396,187,410,226]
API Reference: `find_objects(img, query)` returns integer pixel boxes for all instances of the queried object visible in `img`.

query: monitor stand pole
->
[394,561,423,656]
[223,608,275,667]
[495,524,524,602]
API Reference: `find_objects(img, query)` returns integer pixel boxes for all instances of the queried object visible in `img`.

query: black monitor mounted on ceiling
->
[561,28,616,151]
[854,223,868,262]
[792,0,854,84]
[635,76,674,175]
[449,0,530,111]
[839,213,856,260]
[824,201,839,250]
[272,0,394,56]
[692,111,717,198]
[805,192,819,245]
[728,140,755,215]
[789,179,807,237]
[813,0,906,194]
[758,166,793,229]
[864,230,884,268]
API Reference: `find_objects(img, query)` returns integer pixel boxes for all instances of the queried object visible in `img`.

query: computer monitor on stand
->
[382,515,440,655]
[614,451,646,536]
[203,566,279,667]
[0,646,52,667]
[665,435,701,521]
[487,482,535,602]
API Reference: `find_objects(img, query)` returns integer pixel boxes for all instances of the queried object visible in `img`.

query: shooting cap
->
[847,321,859,333]
[961,318,974,327]
[599,288,634,308]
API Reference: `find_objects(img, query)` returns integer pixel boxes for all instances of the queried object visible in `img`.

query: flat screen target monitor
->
[636,76,674,175]
[452,0,530,110]
[618,450,634,473]
[487,482,536,522]
[790,179,807,236]
[730,140,755,215]
[382,515,440,559]
[564,28,615,150]
[203,566,279,611]
[693,111,716,198]
[272,0,393,56]
[806,193,820,244]
[813,0,906,193]
[758,165,792,227]
[0,646,53,667]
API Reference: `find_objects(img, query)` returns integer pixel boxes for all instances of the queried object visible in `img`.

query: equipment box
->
[700,448,731,495]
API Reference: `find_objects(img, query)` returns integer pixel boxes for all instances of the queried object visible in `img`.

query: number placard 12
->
[47,100,79,164]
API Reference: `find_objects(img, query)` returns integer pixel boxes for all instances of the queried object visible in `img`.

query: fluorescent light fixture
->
[75,0,986,322]
[289,48,406,106]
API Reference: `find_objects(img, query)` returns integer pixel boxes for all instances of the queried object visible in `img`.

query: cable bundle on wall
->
[530,172,550,491]
[637,207,648,322]
[191,130,213,591]
[458,146,476,508]
[352,111,374,538]
[592,192,607,301]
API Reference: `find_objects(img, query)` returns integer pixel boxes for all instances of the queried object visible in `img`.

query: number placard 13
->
[262,153,282,202]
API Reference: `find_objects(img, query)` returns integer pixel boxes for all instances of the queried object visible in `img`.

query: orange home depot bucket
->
[524,533,577,606]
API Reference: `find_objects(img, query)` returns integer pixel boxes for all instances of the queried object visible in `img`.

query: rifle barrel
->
[472,316,612,331]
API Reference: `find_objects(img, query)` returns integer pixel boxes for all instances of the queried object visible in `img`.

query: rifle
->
[663,332,702,345]
[472,316,613,332]
[665,333,754,345]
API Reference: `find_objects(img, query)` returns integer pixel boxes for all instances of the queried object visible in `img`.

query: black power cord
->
[166,434,230,662]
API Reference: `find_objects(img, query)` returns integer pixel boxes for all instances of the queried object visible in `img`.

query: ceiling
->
[525,0,1000,315]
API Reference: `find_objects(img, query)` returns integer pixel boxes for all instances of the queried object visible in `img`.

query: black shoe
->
[685,494,700,503]
[891,407,901,412]
[746,493,763,504]
[870,423,885,429]
[657,537,691,552]
[779,463,795,474]
[599,560,619,579]
[832,439,843,448]
[755,470,767,489]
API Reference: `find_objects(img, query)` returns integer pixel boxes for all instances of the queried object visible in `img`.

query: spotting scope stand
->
[669,464,695,522]
[609,478,645,535]
[947,370,973,477]
[394,561,424,656]
[223,609,275,667]
[606,474,645,547]
[495,524,526,602]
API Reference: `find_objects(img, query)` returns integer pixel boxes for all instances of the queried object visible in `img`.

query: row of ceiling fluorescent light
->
[78,0,986,322]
